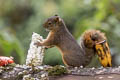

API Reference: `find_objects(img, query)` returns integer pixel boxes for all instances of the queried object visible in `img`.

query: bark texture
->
[0,65,120,80]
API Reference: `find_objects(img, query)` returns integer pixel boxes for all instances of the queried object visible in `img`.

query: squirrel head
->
[83,30,106,49]
[83,30,112,67]
[43,15,62,31]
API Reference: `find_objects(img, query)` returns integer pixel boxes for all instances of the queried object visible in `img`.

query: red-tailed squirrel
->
[35,15,112,67]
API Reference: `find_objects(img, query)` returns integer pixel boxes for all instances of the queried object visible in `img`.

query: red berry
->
[0,56,14,66]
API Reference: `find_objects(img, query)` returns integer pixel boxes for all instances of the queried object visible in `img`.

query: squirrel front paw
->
[34,42,42,47]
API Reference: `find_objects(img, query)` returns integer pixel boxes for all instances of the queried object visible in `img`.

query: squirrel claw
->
[34,42,42,47]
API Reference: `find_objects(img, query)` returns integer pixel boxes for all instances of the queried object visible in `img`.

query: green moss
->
[0,63,15,72]
[47,65,68,76]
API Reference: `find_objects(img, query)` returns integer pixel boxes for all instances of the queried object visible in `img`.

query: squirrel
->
[35,15,112,67]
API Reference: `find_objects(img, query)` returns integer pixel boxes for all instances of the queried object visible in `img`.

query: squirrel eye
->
[91,37,96,41]
[91,33,98,41]
[48,22,52,25]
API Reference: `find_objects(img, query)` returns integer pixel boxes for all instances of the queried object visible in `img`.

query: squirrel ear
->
[55,14,58,16]
[55,16,62,23]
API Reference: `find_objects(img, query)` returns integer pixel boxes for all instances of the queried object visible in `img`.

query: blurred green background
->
[0,0,120,67]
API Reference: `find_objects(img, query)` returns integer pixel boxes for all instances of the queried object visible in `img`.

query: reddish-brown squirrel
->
[35,15,112,67]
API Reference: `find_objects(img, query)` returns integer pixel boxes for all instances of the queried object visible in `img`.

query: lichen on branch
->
[26,32,45,66]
